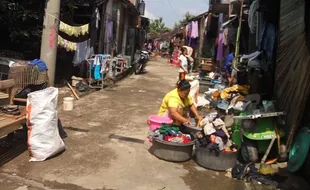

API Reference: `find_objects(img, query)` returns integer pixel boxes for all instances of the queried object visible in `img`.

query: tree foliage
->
[149,17,171,37]
[174,12,196,28]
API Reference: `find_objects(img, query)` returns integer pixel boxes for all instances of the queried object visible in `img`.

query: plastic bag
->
[26,87,65,162]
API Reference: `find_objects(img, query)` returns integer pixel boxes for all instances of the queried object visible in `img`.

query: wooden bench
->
[0,79,26,139]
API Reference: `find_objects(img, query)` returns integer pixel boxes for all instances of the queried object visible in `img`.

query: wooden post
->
[122,9,129,54]
[98,2,108,53]
[40,0,61,86]
[104,0,113,54]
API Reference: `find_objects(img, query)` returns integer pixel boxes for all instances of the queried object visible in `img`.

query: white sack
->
[26,87,65,162]
[189,80,199,105]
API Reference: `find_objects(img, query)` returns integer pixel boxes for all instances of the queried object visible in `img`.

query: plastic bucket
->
[63,97,75,111]
[148,115,173,131]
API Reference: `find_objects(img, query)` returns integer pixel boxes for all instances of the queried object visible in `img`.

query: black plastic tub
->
[181,126,202,135]
[150,138,195,162]
[194,147,237,171]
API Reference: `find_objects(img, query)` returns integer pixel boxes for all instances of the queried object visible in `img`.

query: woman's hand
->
[182,119,191,126]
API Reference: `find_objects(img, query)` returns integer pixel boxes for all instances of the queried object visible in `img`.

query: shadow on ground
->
[0,130,27,167]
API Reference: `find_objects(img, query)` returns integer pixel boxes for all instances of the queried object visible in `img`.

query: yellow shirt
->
[158,88,193,116]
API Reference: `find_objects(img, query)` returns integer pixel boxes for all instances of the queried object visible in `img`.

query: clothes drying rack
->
[86,54,112,89]
[86,54,129,89]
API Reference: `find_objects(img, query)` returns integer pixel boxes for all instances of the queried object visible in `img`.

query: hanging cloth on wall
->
[191,21,199,38]
[73,39,93,66]
[223,28,229,46]
[204,15,209,36]
[59,22,89,37]
[95,8,100,29]
[248,0,258,34]
[105,19,114,45]
[216,33,224,61]
[188,22,192,38]
[58,35,77,51]
[218,13,224,33]
[259,23,276,59]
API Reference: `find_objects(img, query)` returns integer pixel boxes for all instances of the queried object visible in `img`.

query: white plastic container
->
[63,97,74,111]
[71,76,83,87]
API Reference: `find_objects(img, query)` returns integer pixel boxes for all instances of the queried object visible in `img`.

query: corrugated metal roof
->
[275,0,310,148]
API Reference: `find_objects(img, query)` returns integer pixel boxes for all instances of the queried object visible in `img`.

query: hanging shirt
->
[178,54,188,73]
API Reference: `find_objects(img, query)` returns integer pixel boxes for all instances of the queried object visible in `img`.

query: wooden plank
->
[0,116,25,138]
[66,81,80,100]
[0,79,15,90]
[13,98,27,103]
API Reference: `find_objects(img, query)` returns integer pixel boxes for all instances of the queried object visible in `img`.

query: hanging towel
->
[94,64,101,80]
[59,22,89,37]
[58,35,77,51]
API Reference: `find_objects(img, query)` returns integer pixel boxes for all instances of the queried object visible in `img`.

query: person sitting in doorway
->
[158,80,202,126]
[178,47,188,80]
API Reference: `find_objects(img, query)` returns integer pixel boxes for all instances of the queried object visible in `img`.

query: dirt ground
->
[0,59,283,190]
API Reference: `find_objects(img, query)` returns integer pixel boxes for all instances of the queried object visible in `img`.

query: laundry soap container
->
[63,97,75,111]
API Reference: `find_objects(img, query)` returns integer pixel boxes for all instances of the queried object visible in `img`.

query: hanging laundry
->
[259,23,276,59]
[73,39,91,66]
[185,24,189,36]
[204,15,209,35]
[223,28,229,46]
[216,33,224,61]
[100,58,109,74]
[57,35,77,51]
[248,0,258,33]
[187,22,192,39]
[59,21,89,37]
[218,13,224,32]
[105,20,113,42]
[191,21,199,38]
[95,8,100,29]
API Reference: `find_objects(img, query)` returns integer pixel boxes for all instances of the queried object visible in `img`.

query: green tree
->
[149,17,171,37]
[174,12,196,28]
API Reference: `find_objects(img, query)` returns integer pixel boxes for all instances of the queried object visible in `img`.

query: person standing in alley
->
[178,47,188,80]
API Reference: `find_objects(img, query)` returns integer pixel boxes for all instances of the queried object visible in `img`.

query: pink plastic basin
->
[148,115,173,131]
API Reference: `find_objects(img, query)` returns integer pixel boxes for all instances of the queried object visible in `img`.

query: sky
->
[144,0,209,28]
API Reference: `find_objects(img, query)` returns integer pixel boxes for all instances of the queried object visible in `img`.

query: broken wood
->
[65,81,80,100]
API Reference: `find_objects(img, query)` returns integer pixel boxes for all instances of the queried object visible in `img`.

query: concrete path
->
[0,59,246,190]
